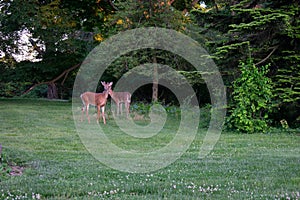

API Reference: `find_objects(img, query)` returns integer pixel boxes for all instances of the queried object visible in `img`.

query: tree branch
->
[22,62,82,96]
[108,0,118,10]
[255,45,279,66]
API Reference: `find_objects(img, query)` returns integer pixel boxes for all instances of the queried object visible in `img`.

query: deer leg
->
[125,102,130,119]
[111,102,116,118]
[96,105,100,124]
[86,104,91,123]
[120,103,123,116]
[81,104,85,122]
[101,106,106,124]
[116,102,120,116]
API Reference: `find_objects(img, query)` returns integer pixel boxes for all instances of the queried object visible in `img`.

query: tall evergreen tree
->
[191,0,300,126]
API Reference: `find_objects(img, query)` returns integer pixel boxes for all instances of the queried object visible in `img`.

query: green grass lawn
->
[0,99,299,199]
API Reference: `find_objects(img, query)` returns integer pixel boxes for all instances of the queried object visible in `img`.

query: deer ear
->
[101,81,105,85]
[109,82,113,86]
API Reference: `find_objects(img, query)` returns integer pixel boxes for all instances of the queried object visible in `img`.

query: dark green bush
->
[227,59,274,133]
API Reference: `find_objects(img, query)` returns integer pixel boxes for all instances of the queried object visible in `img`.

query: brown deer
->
[108,88,131,118]
[80,81,113,124]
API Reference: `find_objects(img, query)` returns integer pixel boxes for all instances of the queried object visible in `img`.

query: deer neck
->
[103,90,109,98]
[110,90,117,100]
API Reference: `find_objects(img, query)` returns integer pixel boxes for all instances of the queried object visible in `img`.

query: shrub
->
[227,59,274,133]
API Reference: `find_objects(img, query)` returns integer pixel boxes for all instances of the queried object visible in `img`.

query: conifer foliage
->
[192,0,299,127]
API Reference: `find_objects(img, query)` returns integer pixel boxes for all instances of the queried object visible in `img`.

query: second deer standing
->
[108,88,131,118]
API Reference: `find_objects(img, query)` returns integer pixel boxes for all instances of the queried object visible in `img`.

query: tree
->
[106,0,192,102]
[191,0,300,126]
[0,0,115,98]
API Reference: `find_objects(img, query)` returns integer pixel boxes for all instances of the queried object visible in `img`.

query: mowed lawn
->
[0,99,299,199]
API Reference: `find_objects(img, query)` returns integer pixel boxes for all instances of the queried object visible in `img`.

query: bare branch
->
[108,0,118,10]
[22,62,82,96]
[255,45,279,66]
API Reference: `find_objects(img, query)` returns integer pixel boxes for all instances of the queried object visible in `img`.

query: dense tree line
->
[0,0,299,130]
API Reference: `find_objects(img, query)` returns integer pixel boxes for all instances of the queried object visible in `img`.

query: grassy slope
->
[0,99,299,199]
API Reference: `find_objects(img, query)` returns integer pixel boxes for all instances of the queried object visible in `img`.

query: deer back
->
[81,91,109,106]
[110,91,131,103]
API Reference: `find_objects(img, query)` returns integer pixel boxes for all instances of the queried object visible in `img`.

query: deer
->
[80,81,113,124]
[107,87,131,119]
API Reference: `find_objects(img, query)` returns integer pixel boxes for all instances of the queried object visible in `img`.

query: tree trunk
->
[47,82,58,99]
[152,56,158,102]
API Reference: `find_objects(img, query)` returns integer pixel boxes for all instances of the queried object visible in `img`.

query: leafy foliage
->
[275,51,300,103]
[104,0,199,102]
[108,0,189,31]
[228,59,274,133]
[191,0,300,126]
[0,0,116,98]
